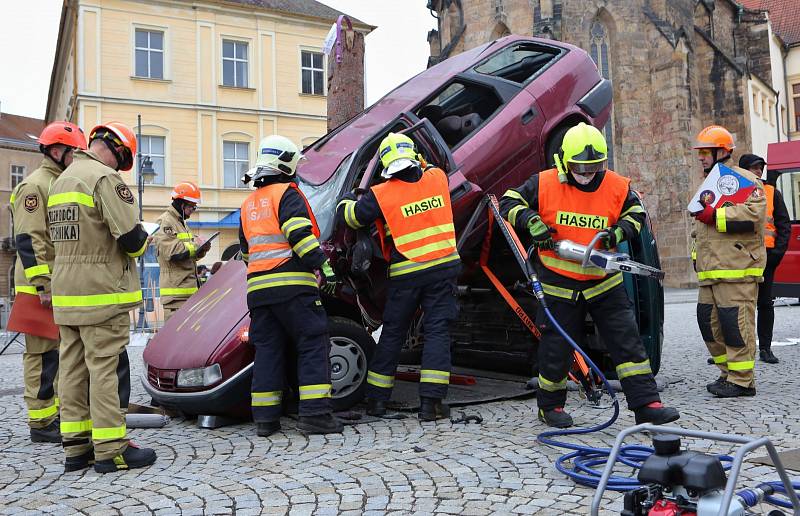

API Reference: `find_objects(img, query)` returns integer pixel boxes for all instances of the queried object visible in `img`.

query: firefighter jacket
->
[500,168,647,301]
[763,184,791,257]
[11,157,62,296]
[238,176,327,308]
[336,166,461,288]
[48,150,149,325]
[692,166,766,286]
[154,206,206,305]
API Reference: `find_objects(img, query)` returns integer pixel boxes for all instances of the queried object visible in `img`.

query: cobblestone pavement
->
[1,292,799,515]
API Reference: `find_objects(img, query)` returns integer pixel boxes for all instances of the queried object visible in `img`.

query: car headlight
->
[176,364,223,387]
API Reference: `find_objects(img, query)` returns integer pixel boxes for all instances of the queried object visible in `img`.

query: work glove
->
[317,261,340,295]
[527,216,555,251]
[693,204,715,226]
[601,226,625,250]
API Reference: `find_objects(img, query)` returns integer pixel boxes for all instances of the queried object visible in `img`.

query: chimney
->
[326,21,366,131]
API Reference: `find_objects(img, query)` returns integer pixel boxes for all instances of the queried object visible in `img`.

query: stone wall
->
[427,0,769,287]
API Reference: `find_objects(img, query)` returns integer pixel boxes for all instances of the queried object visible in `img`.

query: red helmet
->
[89,122,137,171]
[171,181,202,204]
[693,125,735,152]
[38,121,87,150]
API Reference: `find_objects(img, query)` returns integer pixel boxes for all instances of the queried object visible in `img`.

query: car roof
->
[297,35,569,184]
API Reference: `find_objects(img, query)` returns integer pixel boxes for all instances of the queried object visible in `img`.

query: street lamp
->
[136,114,157,331]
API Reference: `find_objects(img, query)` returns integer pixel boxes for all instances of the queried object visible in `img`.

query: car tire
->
[328,316,375,411]
[544,123,572,169]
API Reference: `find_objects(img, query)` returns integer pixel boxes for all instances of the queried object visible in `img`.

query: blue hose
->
[761,482,800,509]
[531,283,735,492]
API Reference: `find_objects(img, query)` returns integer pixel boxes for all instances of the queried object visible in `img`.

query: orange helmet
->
[38,121,87,150]
[89,121,137,171]
[171,181,201,204]
[693,125,735,152]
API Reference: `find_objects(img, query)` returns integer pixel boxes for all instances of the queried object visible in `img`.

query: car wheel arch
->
[543,114,590,168]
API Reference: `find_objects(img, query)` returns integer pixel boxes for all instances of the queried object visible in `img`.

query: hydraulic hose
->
[761,482,800,509]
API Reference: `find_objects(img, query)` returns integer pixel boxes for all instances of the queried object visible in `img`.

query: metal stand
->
[591,423,800,516]
[0,332,22,355]
[197,415,241,429]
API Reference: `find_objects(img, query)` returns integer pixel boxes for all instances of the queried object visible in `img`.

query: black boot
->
[538,407,573,428]
[633,402,680,425]
[256,421,281,437]
[709,380,756,398]
[366,398,386,417]
[297,413,343,435]
[94,442,157,473]
[64,449,95,472]
[419,397,450,421]
[759,348,779,364]
[706,376,726,393]
[30,419,61,443]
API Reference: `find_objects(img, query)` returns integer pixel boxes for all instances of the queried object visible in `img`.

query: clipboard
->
[7,293,59,340]
[200,231,220,249]
[141,222,160,236]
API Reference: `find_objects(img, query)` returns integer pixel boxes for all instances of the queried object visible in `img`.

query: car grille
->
[147,365,178,391]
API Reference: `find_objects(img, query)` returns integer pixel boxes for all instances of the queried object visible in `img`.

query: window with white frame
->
[139,135,166,185]
[10,165,24,188]
[223,141,249,188]
[222,40,248,88]
[301,50,325,95]
[134,29,164,79]
[793,83,800,132]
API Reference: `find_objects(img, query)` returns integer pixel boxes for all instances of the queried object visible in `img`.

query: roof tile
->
[738,0,800,46]
[0,112,45,147]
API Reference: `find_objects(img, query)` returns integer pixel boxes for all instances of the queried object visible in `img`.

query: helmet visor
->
[566,143,606,164]
[568,160,607,175]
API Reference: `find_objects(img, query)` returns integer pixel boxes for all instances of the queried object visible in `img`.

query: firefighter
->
[49,121,156,472]
[738,154,791,364]
[336,133,460,421]
[691,126,766,397]
[11,121,87,443]
[154,182,210,321]
[239,135,342,437]
[500,123,679,428]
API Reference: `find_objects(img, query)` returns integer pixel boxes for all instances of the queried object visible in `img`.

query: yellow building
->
[47,0,370,262]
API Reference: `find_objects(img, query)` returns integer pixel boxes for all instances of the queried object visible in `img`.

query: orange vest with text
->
[241,183,319,274]
[371,168,457,264]
[764,184,776,249]
[537,168,630,281]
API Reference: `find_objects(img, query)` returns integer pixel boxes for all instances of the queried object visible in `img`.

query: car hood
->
[143,260,249,370]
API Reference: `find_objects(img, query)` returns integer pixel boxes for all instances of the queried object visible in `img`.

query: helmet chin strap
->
[42,145,69,171]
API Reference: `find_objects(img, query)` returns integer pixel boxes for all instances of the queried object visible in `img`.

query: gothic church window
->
[589,21,615,169]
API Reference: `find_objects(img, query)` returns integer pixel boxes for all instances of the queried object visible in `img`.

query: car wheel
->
[329,316,375,411]
[545,123,572,168]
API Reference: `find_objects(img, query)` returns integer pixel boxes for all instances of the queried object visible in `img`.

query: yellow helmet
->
[379,133,418,178]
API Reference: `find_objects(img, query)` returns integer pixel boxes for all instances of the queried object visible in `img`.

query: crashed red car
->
[143,35,663,419]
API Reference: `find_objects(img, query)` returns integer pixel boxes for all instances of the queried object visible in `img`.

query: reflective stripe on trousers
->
[367,371,395,389]
[298,384,331,400]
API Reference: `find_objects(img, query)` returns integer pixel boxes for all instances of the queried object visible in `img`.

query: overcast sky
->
[0,0,437,120]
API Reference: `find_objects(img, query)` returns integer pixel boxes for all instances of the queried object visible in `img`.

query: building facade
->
[0,112,46,299]
[47,0,370,262]
[428,0,786,287]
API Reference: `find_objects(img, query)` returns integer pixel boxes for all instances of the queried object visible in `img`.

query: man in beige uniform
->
[11,121,87,443]
[49,121,156,473]
[154,181,209,321]
[691,125,766,398]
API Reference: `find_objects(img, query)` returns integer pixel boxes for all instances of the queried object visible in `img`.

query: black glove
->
[527,216,555,251]
[600,226,625,250]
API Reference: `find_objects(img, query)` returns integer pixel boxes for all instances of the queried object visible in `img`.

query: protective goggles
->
[568,160,607,175]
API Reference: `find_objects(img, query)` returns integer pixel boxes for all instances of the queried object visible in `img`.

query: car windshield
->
[297,153,354,240]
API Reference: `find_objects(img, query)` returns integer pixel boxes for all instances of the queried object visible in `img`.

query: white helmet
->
[243,135,302,184]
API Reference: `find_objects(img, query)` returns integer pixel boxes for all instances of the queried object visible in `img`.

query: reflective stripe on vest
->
[371,168,459,267]
[536,169,629,281]
[47,191,95,208]
[240,183,320,275]
[160,287,198,296]
[52,290,143,307]
[764,184,776,248]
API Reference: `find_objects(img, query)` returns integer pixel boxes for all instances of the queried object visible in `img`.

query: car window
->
[415,80,503,149]
[775,170,800,222]
[473,42,561,85]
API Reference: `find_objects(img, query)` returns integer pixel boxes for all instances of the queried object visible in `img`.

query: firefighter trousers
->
[249,294,332,422]
[366,277,458,402]
[23,334,59,429]
[756,261,777,350]
[58,313,131,460]
[536,284,660,411]
[697,282,758,388]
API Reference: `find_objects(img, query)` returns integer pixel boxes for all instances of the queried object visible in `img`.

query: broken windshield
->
[297,153,354,240]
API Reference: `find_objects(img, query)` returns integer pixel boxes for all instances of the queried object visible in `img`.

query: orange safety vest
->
[241,182,319,274]
[764,184,776,249]
[371,168,459,277]
[537,168,629,281]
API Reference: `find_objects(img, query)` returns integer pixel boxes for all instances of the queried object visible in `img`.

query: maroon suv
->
[143,35,613,418]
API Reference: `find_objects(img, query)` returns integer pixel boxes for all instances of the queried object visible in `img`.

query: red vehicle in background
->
[767,140,800,299]
[143,35,661,420]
